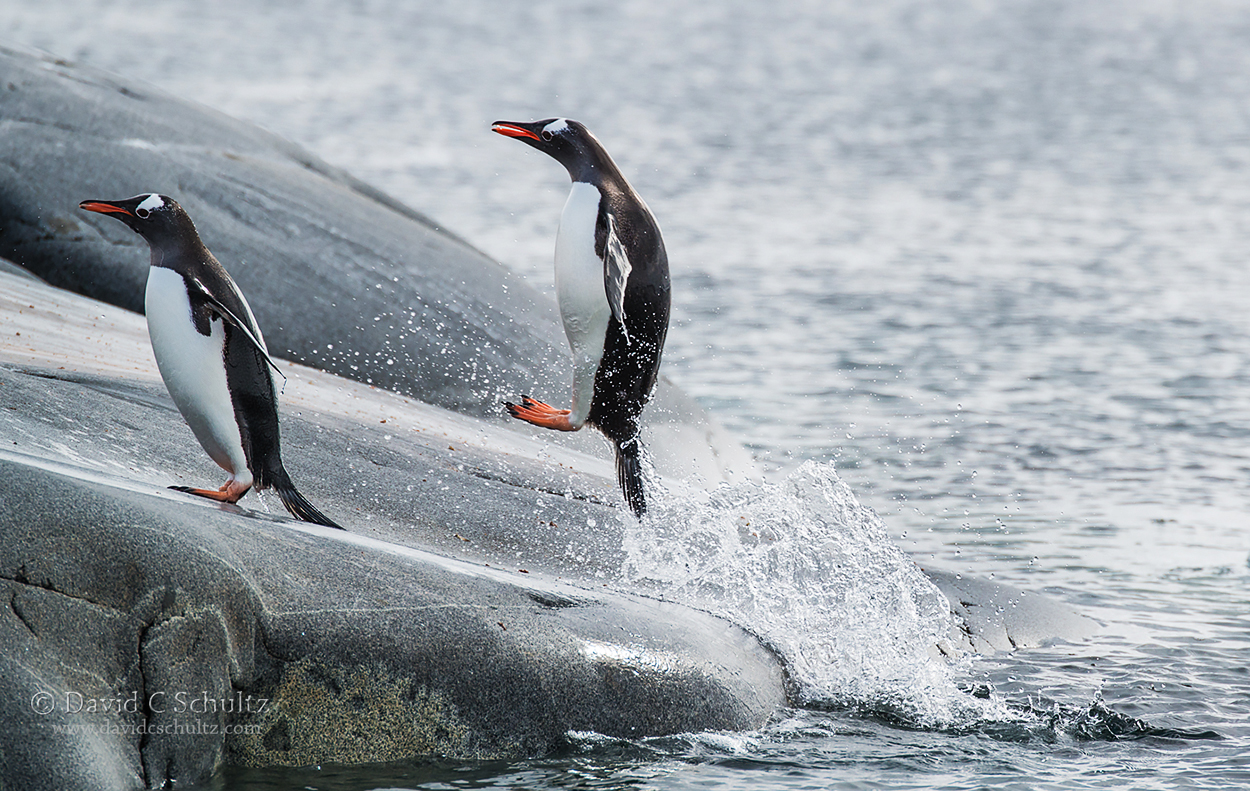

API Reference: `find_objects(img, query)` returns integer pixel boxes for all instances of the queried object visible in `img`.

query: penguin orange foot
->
[504,395,577,431]
[169,479,251,504]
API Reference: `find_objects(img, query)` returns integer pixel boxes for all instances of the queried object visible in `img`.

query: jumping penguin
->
[492,118,671,517]
[79,193,342,528]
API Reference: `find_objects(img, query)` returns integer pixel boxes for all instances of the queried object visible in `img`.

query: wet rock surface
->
[0,265,788,791]
[924,568,1100,654]
[0,456,785,791]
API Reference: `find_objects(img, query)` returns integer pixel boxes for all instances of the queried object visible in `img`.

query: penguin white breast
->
[554,181,611,422]
[145,266,248,476]
[555,182,611,349]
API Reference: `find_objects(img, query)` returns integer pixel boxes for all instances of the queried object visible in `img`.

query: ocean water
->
[5,0,1250,788]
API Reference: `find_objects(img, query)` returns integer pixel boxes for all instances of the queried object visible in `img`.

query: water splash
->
[992,694,1222,743]
[621,460,978,724]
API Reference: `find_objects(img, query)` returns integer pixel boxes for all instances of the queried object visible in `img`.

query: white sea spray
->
[620,460,994,725]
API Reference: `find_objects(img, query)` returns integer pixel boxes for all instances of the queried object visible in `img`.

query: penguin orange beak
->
[492,122,541,141]
[79,200,133,216]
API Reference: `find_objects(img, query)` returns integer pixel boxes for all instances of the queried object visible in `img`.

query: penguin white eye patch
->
[136,193,165,215]
[542,118,570,136]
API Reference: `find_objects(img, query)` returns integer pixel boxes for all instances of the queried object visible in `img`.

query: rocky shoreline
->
[0,44,1095,790]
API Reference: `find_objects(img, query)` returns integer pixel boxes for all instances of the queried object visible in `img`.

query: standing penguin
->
[492,118,671,517]
[79,193,342,529]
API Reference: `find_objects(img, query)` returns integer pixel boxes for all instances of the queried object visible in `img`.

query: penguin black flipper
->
[599,210,633,342]
[187,277,286,382]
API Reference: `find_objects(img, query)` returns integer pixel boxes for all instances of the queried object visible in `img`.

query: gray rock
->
[0,582,145,791]
[0,256,43,283]
[0,457,784,791]
[924,567,1100,654]
[0,268,787,790]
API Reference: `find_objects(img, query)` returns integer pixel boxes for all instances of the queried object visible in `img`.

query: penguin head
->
[492,118,606,180]
[79,193,198,249]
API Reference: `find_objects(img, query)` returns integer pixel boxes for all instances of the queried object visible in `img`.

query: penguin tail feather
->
[613,436,648,519]
[268,467,344,529]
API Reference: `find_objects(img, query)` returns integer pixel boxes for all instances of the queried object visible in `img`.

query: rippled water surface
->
[6,1,1250,788]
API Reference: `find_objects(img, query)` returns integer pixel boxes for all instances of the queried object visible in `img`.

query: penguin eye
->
[541,130,554,141]
[135,207,151,219]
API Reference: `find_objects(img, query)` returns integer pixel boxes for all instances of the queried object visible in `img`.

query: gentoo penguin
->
[79,194,342,529]
[492,118,671,517]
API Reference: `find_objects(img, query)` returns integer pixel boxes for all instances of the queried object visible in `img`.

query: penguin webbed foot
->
[504,395,578,431]
[168,480,250,504]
